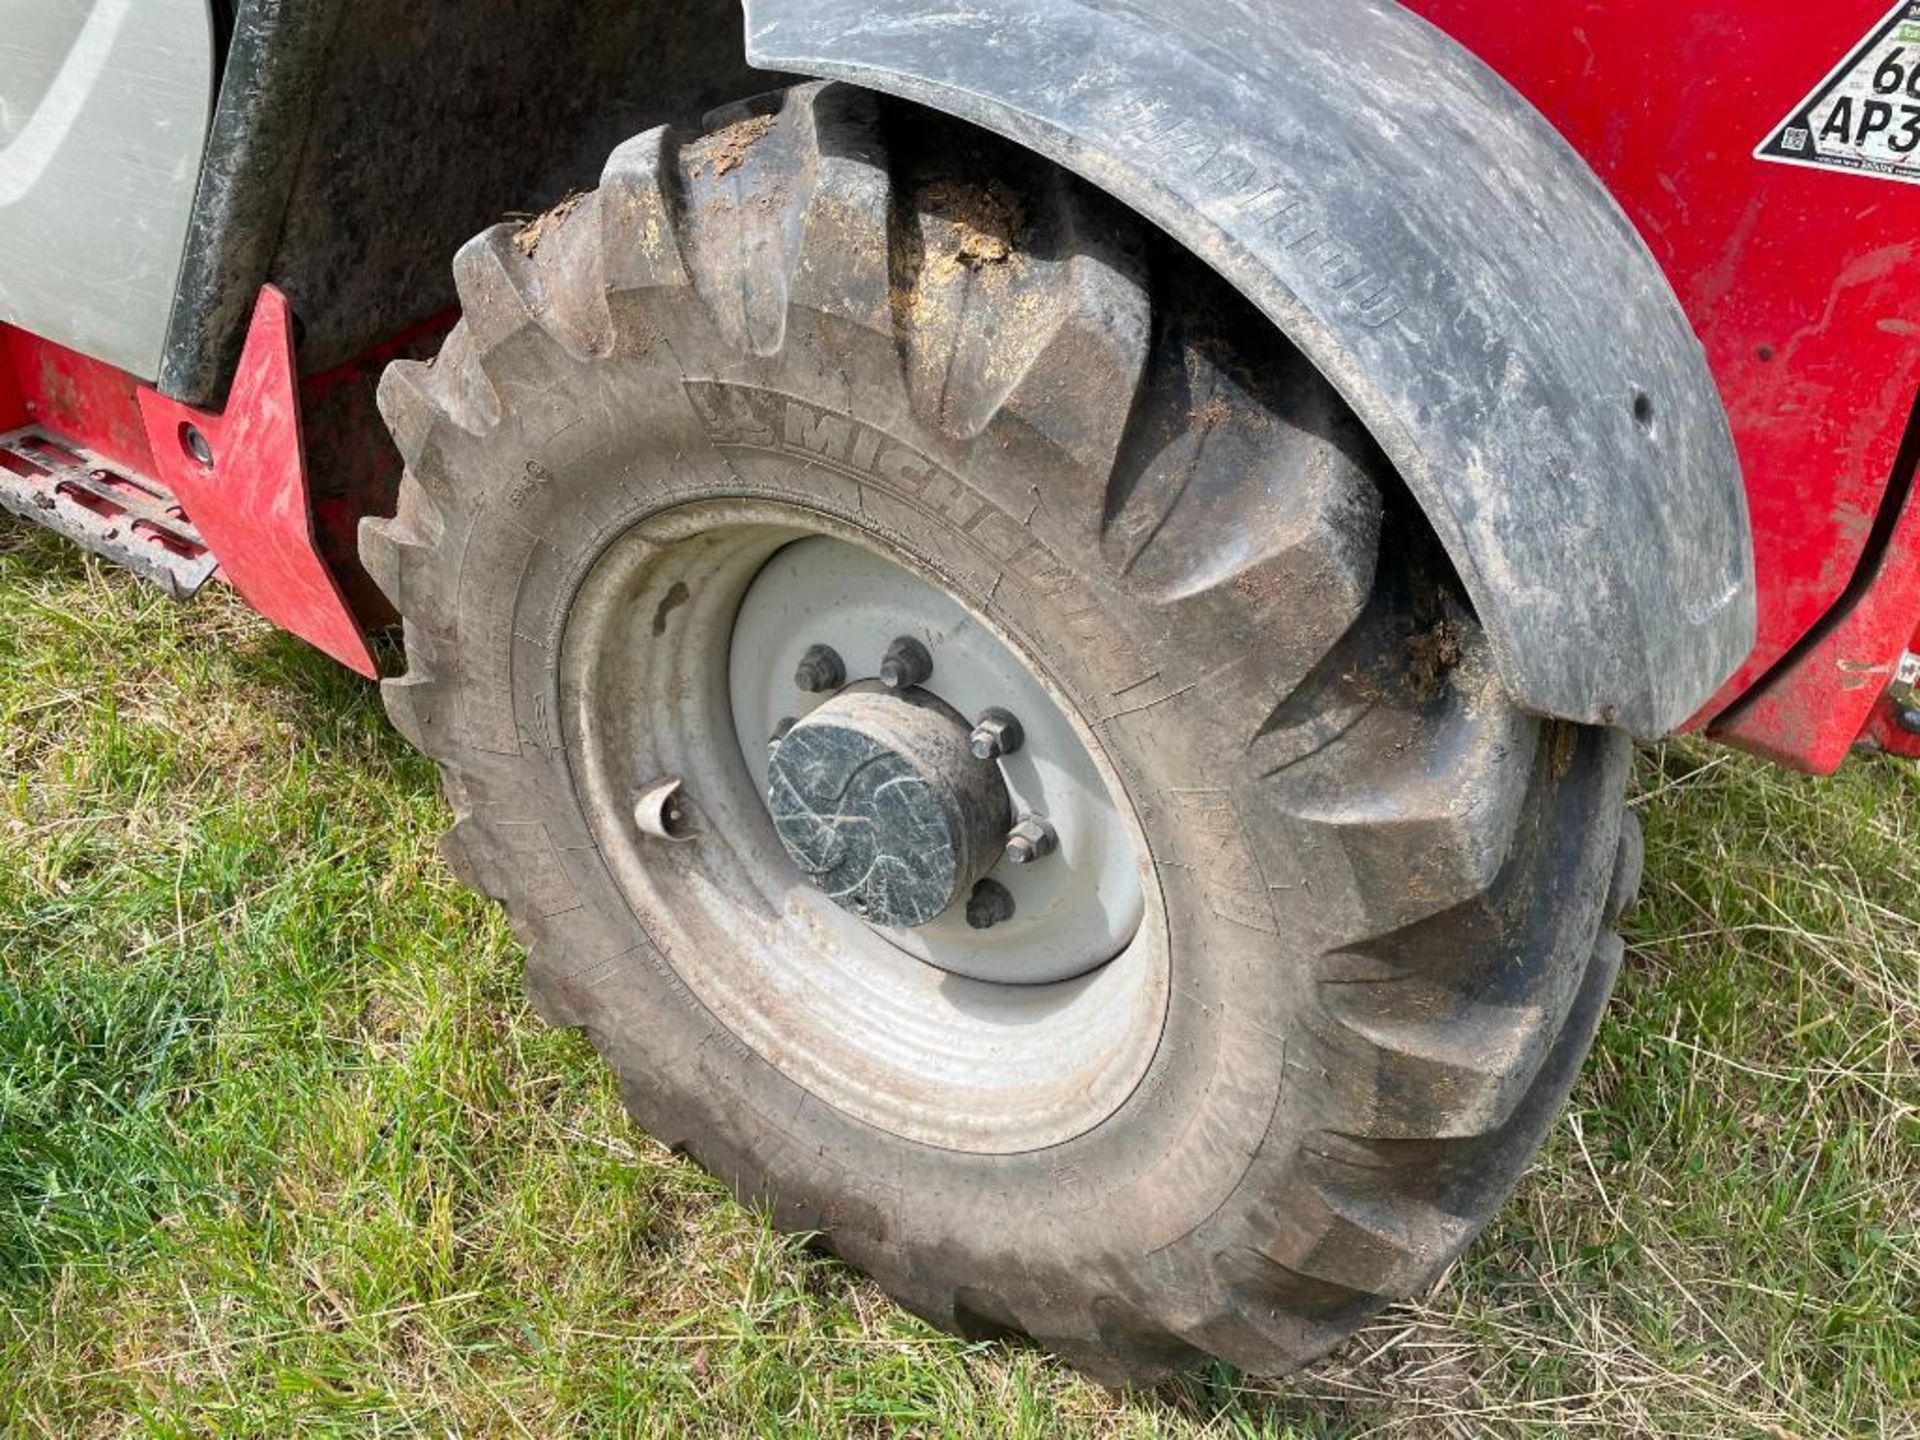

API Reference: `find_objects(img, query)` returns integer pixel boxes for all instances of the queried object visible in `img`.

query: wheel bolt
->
[769,716,796,751]
[793,643,845,694]
[879,635,933,689]
[969,707,1024,761]
[965,878,1016,930]
[1004,815,1057,865]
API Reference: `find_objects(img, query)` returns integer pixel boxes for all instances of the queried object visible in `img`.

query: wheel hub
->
[727,534,1145,986]
[766,683,1011,928]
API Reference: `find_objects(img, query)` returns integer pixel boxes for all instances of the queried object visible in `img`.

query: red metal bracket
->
[1864,687,1920,761]
[1708,394,1920,773]
[1710,552,1920,772]
[136,288,378,678]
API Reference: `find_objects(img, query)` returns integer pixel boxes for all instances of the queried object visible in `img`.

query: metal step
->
[0,425,219,598]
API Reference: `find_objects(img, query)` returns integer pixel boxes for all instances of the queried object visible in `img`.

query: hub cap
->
[766,684,1011,928]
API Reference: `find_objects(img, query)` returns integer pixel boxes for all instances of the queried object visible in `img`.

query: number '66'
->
[1874,45,1920,97]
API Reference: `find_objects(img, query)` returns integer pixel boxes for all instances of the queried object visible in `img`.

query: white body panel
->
[0,0,215,378]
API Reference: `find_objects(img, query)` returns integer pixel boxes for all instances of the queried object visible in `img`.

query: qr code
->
[1782,127,1811,153]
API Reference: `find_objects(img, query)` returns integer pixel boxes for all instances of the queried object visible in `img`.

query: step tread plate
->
[0,426,219,598]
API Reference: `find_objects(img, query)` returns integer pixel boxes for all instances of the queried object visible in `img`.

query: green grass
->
[0,518,1915,1438]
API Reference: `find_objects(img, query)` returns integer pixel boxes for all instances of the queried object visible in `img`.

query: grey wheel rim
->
[560,502,1169,1154]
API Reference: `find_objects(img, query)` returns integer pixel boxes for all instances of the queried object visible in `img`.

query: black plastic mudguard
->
[743,0,1756,738]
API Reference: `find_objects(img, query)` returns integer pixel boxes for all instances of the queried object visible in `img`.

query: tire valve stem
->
[879,635,933,690]
[634,777,692,842]
[1004,815,1057,865]
[769,716,797,752]
[965,878,1016,930]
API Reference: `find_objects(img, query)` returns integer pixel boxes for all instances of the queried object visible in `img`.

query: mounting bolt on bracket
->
[1892,653,1920,736]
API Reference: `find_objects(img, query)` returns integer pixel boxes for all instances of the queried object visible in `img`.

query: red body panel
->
[0,330,158,477]
[135,289,378,678]
[1407,0,1920,766]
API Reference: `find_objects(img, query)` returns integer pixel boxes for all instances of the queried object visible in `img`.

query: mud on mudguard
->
[743,0,1755,739]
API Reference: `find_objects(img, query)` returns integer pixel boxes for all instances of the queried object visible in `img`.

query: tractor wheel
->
[363,83,1639,1382]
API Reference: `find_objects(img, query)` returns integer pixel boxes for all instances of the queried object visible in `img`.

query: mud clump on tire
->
[690,112,777,179]
[1406,616,1464,699]
[916,178,1025,270]
[511,190,585,258]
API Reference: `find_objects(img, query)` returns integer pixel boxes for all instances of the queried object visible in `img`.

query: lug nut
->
[793,643,845,694]
[879,635,933,689]
[769,716,797,751]
[1003,815,1058,865]
[965,878,1016,930]
[969,707,1024,761]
